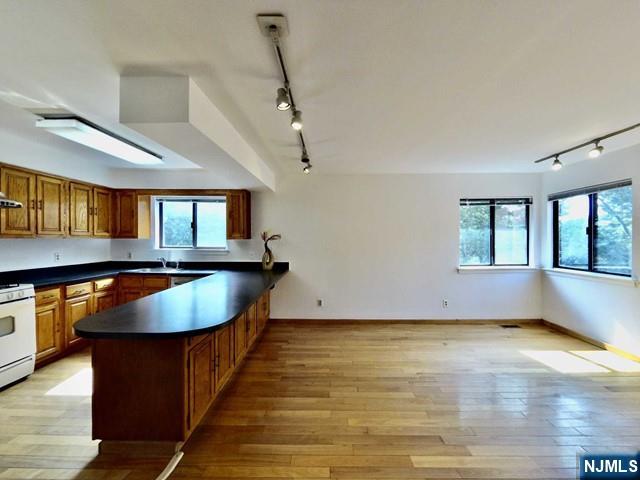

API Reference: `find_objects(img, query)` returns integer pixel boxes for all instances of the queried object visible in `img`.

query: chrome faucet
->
[157,257,168,268]
[175,258,182,270]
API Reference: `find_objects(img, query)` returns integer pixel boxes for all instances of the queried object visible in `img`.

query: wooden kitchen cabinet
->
[257,291,270,334]
[0,167,36,236]
[92,187,112,237]
[215,324,234,392]
[36,175,67,236]
[69,182,93,236]
[35,287,63,365]
[246,302,257,347]
[114,191,150,239]
[118,275,169,304]
[226,190,251,240]
[234,312,247,364]
[94,290,116,313]
[64,281,94,349]
[188,336,215,430]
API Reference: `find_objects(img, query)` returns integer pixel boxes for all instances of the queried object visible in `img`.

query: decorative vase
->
[261,232,281,271]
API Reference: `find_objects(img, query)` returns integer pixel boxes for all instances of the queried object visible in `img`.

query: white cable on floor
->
[155,450,184,480]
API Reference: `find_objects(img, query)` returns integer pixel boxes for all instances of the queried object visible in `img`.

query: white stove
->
[0,284,36,389]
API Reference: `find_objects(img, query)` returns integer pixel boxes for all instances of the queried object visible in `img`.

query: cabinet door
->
[188,336,214,429]
[35,301,63,363]
[257,292,270,333]
[36,175,66,236]
[234,312,247,364]
[69,182,92,236]
[120,290,144,305]
[226,190,251,239]
[93,187,112,237]
[215,324,234,392]
[114,190,137,238]
[0,167,36,236]
[246,302,257,347]
[65,295,91,347]
[94,290,116,313]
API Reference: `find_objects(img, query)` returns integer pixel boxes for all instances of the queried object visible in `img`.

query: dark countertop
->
[0,261,287,288]
[74,269,287,339]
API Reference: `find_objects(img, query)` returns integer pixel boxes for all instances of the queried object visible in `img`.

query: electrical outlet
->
[53,252,61,262]
[317,299,323,307]
[442,299,448,308]
[127,251,133,259]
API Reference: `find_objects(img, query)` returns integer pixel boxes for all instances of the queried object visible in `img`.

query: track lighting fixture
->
[259,14,313,173]
[276,87,291,111]
[588,143,604,159]
[534,121,640,170]
[551,156,563,171]
[290,110,303,131]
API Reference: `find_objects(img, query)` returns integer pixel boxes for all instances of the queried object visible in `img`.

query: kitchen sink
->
[127,267,185,274]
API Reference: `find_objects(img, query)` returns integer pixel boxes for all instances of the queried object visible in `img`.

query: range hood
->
[0,192,22,209]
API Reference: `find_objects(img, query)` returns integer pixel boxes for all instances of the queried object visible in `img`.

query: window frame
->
[551,181,632,277]
[157,197,227,250]
[459,198,531,267]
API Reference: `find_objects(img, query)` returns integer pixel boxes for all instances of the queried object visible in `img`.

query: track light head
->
[303,164,312,174]
[551,156,563,171]
[276,88,291,111]
[291,110,303,131]
[588,143,604,159]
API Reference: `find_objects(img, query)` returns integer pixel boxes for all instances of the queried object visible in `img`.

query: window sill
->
[457,266,537,274]
[543,268,637,287]
[154,247,230,255]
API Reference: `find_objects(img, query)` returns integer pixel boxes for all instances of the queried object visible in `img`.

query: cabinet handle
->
[38,200,43,210]
[30,199,35,210]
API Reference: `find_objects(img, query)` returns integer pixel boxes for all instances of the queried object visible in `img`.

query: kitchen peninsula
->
[69,265,287,452]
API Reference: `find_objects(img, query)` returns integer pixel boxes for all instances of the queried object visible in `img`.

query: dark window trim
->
[459,198,531,267]
[157,198,227,250]
[552,184,632,277]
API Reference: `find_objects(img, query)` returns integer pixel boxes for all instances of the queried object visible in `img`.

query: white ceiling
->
[0,0,639,182]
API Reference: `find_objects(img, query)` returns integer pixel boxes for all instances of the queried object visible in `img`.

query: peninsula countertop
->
[74,269,287,339]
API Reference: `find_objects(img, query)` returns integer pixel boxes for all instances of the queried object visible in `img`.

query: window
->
[459,198,531,266]
[157,197,227,249]
[552,180,632,276]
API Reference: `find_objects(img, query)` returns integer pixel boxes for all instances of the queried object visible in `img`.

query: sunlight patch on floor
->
[571,350,640,373]
[45,368,92,396]
[520,350,610,373]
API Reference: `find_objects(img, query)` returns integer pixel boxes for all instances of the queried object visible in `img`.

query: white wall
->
[541,143,640,356]
[0,238,111,271]
[255,173,542,320]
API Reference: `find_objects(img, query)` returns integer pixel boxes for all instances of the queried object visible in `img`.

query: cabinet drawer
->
[35,287,61,305]
[119,275,143,289]
[143,276,169,289]
[65,282,92,298]
[94,277,116,292]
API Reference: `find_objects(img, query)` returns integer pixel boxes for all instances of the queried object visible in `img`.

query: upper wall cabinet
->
[114,190,150,239]
[0,167,37,236]
[69,182,93,237]
[226,190,251,240]
[93,187,112,237]
[36,175,67,236]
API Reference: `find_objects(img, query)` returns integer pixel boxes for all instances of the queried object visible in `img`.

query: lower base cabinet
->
[188,336,215,430]
[35,289,63,364]
[65,294,92,349]
[215,324,234,392]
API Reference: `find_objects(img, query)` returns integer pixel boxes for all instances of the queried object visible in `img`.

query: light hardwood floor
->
[0,350,171,480]
[1,323,639,480]
[174,322,640,480]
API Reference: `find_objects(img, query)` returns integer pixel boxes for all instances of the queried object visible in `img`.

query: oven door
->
[0,297,36,368]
